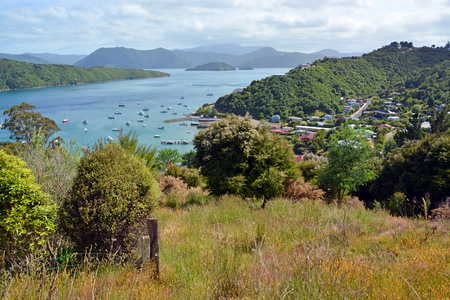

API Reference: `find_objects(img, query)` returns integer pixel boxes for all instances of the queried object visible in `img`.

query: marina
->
[0,68,290,153]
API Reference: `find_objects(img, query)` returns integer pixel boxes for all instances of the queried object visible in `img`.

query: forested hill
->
[214,43,450,119]
[0,59,169,90]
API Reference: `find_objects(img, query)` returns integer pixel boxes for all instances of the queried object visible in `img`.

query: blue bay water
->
[0,68,289,154]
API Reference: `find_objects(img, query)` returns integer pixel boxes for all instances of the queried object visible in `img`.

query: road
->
[352,99,372,118]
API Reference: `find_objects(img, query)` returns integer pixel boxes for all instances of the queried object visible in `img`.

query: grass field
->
[2,196,449,299]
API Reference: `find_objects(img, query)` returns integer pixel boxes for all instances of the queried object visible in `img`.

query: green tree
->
[393,112,425,147]
[2,102,60,144]
[318,124,377,202]
[430,107,450,133]
[181,150,197,168]
[156,148,182,168]
[0,150,56,257]
[193,114,299,202]
[59,142,160,253]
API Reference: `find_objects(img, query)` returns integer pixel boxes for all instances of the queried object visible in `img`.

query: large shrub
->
[0,150,56,257]
[193,114,299,200]
[59,142,160,254]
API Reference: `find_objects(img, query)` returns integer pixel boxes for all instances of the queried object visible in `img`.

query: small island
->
[186,62,236,71]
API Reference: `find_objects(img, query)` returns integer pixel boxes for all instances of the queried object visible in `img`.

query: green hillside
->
[215,43,450,119]
[0,59,169,90]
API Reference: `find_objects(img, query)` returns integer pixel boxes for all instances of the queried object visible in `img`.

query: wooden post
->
[147,218,159,279]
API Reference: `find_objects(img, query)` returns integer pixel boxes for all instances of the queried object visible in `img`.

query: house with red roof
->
[297,132,316,142]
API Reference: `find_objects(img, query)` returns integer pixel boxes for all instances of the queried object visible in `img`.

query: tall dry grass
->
[1,196,449,299]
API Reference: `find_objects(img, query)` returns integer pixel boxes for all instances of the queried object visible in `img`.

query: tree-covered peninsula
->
[214,43,450,119]
[0,59,169,90]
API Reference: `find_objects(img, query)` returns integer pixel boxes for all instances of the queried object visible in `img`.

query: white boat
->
[114,111,122,114]
[137,119,144,122]
[142,124,146,127]
[179,122,188,126]
[160,110,168,113]
[82,119,88,124]
[154,135,161,138]
[138,111,144,115]
[84,128,88,132]
[143,107,149,111]
[112,128,119,132]
[108,115,115,119]
[172,112,178,115]
[107,136,114,141]
[62,119,69,123]
[125,121,131,126]
[166,106,172,110]
[157,125,164,129]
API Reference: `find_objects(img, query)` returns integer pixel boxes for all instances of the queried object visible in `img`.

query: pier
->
[161,140,193,145]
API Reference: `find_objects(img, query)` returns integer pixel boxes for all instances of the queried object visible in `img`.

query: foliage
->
[20,131,81,205]
[0,150,56,257]
[180,149,197,168]
[59,142,160,253]
[297,152,327,183]
[0,58,169,90]
[193,114,299,200]
[156,148,182,169]
[393,113,425,147]
[318,124,377,202]
[363,132,450,215]
[214,44,450,119]
[165,164,204,188]
[2,102,60,144]
[117,129,158,171]
[5,197,449,299]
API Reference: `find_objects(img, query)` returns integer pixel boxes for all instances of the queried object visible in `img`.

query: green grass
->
[2,196,449,299]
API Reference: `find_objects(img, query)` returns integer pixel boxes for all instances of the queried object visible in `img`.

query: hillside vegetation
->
[215,44,450,119]
[2,197,449,299]
[0,59,169,90]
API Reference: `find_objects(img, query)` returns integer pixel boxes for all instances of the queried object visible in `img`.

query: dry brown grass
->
[284,177,325,202]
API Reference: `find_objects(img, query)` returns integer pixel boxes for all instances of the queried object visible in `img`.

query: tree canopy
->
[2,102,60,144]
[318,124,377,202]
[193,114,299,200]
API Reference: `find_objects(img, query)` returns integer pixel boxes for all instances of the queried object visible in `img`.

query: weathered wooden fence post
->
[147,218,159,279]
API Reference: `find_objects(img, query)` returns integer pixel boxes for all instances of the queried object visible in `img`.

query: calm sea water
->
[0,68,289,154]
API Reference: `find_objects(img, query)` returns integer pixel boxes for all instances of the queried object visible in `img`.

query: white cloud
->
[0,0,449,54]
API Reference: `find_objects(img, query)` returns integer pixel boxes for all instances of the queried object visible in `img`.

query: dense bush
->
[0,150,56,257]
[361,132,450,215]
[193,114,299,200]
[59,142,160,254]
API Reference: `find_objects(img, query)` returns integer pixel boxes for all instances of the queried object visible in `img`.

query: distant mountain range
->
[0,44,364,69]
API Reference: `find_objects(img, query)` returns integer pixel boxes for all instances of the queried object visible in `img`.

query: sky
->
[1,0,450,55]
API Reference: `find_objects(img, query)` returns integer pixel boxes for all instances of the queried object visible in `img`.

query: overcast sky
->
[1,0,449,55]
